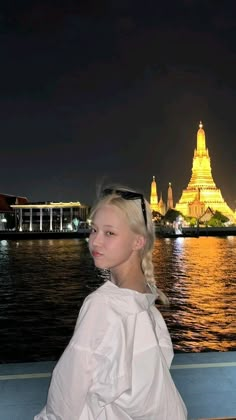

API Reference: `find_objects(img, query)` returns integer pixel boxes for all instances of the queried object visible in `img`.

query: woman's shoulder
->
[83,281,114,305]
[79,281,121,319]
[85,281,157,316]
[81,281,142,321]
[85,280,126,304]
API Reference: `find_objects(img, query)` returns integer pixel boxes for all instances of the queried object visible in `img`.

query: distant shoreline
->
[0,229,90,240]
[1,226,236,240]
[155,226,236,238]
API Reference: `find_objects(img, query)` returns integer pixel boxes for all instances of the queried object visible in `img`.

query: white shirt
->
[35,281,187,420]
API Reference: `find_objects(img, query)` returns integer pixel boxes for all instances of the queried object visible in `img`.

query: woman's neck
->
[110,270,148,294]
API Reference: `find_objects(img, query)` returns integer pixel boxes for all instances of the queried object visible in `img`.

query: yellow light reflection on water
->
[154,236,236,352]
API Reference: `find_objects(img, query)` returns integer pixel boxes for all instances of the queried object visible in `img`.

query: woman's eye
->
[106,231,114,236]
[90,227,96,234]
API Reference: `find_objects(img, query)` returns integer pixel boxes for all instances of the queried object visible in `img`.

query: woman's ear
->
[133,235,146,251]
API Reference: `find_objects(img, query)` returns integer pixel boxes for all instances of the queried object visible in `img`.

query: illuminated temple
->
[175,122,235,221]
[150,176,167,215]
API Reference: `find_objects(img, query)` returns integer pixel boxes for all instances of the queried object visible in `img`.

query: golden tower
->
[150,176,159,212]
[158,193,166,215]
[167,182,174,210]
[175,122,235,221]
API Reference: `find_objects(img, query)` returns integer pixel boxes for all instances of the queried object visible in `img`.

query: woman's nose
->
[91,231,102,246]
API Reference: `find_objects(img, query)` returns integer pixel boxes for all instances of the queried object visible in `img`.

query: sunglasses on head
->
[102,188,147,227]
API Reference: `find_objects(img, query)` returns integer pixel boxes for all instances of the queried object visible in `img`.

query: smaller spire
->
[167,182,174,210]
[150,176,158,211]
[199,121,203,129]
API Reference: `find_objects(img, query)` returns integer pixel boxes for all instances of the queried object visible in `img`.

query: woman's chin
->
[94,261,108,270]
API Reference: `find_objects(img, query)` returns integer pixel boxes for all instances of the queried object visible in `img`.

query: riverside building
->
[10,201,89,232]
[0,194,28,230]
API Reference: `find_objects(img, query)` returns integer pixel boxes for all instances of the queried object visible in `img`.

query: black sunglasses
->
[102,188,147,227]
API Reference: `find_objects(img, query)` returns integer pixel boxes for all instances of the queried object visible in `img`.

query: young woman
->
[35,187,187,419]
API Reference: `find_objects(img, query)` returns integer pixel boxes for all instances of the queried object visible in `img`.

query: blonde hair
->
[90,185,168,304]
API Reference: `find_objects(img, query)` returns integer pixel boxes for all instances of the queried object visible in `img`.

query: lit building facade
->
[175,122,235,221]
[11,202,89,232]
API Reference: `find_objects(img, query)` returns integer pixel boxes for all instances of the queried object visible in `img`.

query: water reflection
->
[153,237,236,352]
[0,237,236,362]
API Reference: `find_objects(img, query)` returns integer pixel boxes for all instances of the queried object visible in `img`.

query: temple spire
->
[158,192,166,215]
[167,182,174,210]
[150,176,158,211]
[197,121,206,153]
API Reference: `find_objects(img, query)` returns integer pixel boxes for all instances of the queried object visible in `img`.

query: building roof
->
[0,194,28,212]
[11,201,88,209]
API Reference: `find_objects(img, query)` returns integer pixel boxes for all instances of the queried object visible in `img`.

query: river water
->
[0,236,236,363]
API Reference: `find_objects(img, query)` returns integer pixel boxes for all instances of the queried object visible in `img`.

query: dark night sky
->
[1,0,236,208]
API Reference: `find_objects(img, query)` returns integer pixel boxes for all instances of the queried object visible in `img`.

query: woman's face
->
[89,204,141,271]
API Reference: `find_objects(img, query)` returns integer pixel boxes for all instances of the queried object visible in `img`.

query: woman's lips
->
[92,250,103,257]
